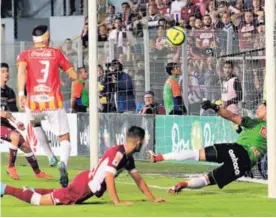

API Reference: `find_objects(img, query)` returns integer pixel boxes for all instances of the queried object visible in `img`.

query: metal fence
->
[1,27,265,115]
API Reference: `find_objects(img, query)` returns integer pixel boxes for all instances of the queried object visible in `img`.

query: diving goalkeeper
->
[148,100,267,193]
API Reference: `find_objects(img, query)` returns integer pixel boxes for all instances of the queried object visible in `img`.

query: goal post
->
[265,0,276,199]
[88,0,99,168]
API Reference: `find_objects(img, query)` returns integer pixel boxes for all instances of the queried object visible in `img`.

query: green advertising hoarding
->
[155,116,238,154]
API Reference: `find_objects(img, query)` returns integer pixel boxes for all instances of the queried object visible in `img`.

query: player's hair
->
[1,62,9,70]
[32,25,48,37]
[224,60,234,68]
[166,62,180,75]
[127,126,145,140]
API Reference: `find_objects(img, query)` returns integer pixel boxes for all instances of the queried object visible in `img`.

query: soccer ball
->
[166,26,186,46]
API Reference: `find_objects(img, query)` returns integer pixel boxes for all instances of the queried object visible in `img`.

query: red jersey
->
[88,144,136,198]
[17,46,72,111]
[194,27,216,48]
[238,22,257,50]
[180,4,201,25]
[51,144,136,205]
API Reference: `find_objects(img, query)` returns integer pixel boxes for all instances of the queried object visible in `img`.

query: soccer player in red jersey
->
[17,25,78,187]
[1,126,167,206]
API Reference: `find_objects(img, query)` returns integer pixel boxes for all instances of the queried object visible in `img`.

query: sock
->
[60,140,71,167]
[187,176,208,189]
[33,127,54,160]
[25,152,41,174]
[163,150,199,161]
[5,185,41,205]
[8,146,18,168]
[34,188,55,195]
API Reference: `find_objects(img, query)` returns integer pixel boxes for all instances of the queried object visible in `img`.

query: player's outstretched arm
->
[129,171,167,203]
[105,172,133,206]
[201,100,242,125]
[217,107,243,125]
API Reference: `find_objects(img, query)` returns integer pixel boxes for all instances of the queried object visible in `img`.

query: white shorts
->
[25,108,69,136]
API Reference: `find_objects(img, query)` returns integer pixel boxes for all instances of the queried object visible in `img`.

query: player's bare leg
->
[6,131,21,180]
[1,182,54,205]
[19,140,52,179]
[168,175,210,194]
[31,122,58,167]
[148,149,205,163]
[58,133,71,188]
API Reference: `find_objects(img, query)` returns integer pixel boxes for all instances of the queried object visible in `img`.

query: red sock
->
[155,154,164,162]
[5,185,34,203]
[179,182,188,188]
[8,148,18,168]
[34,188,54,195]
[25,153,41,174]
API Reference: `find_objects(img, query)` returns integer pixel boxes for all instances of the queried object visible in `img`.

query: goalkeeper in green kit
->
[148,100,267,193]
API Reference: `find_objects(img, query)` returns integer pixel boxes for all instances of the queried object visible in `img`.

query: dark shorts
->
[51,170,93,205]
[0,122,18,142]
[207,143,251,189]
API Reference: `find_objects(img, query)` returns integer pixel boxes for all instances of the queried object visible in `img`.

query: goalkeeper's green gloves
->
[201,100,220,112]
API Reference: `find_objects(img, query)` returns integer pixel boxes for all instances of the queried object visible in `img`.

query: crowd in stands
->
[85,0,265,115]
[2,0,266,115]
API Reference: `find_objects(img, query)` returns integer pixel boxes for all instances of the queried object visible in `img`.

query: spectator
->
[108,17,135,57]
[60,38,77,67]
[81,22,89,48]
[196,14,216,49]
[69,0,83,15]
[254,20,265,55]
[1,63,18,112]
[180,61,202,115]
[121,2,132,26]
[237,11,257,52]
[180,0,201,26]
[163,63,187,115]
[98,65,115,113]
[70,67,89,112]
[187,15,196,29]
[156,0,171,18]
[105,4,117,25]
[98,25,108,42]
[111,60,136,113]
[171,0,187,23]
[215,12,238,54]
[148,3,163,29]
[221,61,242,114]
[139,91,166,115]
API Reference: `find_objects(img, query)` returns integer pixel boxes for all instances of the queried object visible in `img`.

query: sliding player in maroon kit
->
[1,126,166,205]
[1,63,52,180]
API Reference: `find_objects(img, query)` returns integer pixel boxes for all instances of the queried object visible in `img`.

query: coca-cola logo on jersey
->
[30,50,54,58]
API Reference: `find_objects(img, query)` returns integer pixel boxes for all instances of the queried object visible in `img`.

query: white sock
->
[163,150,199,161]
[33,127,54,159]
[187,176,208,189]
[60,140,71,167]
[30,192,41,206]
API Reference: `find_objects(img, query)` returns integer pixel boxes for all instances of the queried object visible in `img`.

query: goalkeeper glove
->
[201,100,220,112]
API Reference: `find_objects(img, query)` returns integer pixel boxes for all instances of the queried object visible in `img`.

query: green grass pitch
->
[1,154,275,217]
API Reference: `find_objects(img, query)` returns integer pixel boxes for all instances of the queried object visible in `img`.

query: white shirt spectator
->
[170,0,186,21]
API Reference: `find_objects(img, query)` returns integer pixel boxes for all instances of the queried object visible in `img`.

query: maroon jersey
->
[194,27,216,48]
[88,144,136,197]
[238,22,257,50]
[51,144,136,205]
[180,4,201,25]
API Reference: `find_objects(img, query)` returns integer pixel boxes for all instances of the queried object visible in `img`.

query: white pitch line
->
[117,181,267,198]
